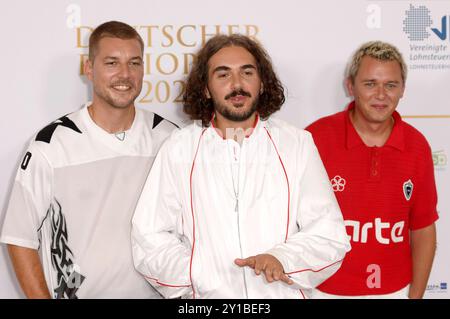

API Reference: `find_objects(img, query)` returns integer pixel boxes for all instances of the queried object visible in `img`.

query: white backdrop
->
[1,0,449,298]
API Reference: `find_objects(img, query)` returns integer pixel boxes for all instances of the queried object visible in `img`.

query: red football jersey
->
[306,102,438,295]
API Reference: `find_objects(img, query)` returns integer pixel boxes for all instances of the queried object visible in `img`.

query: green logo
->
[433,150,447,168]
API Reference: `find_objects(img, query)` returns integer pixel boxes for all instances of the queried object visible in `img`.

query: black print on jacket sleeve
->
[49,199,85,299]
[36,116,82,144]
[20,152,32,170]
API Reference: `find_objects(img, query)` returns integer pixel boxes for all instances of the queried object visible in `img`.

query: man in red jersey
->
[306,41,438,299]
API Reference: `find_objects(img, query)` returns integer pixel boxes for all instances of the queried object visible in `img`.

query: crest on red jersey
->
[403,179,413,201]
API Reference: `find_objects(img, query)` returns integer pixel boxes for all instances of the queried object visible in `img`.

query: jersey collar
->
[345,101,405,151]
[81,102,142,152]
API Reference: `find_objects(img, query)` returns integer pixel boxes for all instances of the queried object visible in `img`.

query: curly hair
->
[183,34,285,126]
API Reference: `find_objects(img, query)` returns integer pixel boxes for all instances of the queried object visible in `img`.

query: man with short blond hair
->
[307,41,438,299]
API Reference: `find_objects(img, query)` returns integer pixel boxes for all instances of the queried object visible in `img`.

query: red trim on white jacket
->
[142,275,191,288]
[286,259,343,276]
[188,128,207,299]
[264,127,290,243]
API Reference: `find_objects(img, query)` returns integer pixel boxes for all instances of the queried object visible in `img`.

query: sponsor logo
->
[403,4,450,71]
[433,150,447,170]
[331,175,346,192]
[403,5,433,41]
[345,218,405,244]
[427,282,448,293]
[366,264,381,289]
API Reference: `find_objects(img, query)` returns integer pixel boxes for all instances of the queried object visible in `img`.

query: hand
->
[235,254,293,285]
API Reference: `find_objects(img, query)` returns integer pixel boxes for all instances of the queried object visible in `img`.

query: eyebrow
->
[103,56,143,61]
[362,79,401,83]
[212,66,230,73]
[241,64,257,70]
[211,64,257,74]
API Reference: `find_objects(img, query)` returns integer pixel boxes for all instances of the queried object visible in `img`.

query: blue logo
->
[403,4,450,42]
[427,282,448,293]
[432,16,448,40]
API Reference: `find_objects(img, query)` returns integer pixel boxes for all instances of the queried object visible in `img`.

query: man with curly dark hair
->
[183,34,285,128]
[131,34,350,299]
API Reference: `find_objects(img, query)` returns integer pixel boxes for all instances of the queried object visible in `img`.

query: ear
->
[205,86,211,99]
[84,59,94,81]
[399,83,405,99]
[260,83,264,95]
[345,77,354,97]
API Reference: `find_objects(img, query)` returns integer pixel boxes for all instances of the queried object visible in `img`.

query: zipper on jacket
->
[230,141,249,298]
[236,204,249,298]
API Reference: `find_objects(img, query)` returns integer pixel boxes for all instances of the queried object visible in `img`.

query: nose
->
[230,72,243,90]
[375,84,386,100]
[118,63,131,78]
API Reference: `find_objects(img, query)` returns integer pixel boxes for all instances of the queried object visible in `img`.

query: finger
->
[234,257,255,268]
[265,267,274,282]
[280,274,294,285]
[273,269,282,281]
[254,258,263,275]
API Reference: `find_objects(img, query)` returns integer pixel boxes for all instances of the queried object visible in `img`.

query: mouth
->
[226,90,251,107]
[371,103,388,110]
[229,95,247,105]
[111,84,132,92]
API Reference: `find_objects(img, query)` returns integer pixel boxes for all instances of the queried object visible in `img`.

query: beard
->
[93,80,141,109]
[213,90,259,122]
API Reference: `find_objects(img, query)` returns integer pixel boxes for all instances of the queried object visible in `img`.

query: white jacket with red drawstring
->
[131,116,351,299]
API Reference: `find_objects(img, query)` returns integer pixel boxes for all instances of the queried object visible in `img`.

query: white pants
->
[311,285,410,299]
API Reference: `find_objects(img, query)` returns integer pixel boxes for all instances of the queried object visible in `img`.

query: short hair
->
[88,21,144,61]
[183,34,285,127]
[347,41,407,84]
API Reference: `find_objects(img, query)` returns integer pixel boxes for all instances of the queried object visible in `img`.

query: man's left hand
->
[235,254,293,285]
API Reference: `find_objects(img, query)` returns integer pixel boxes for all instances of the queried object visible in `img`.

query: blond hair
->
[347,41,407,83]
